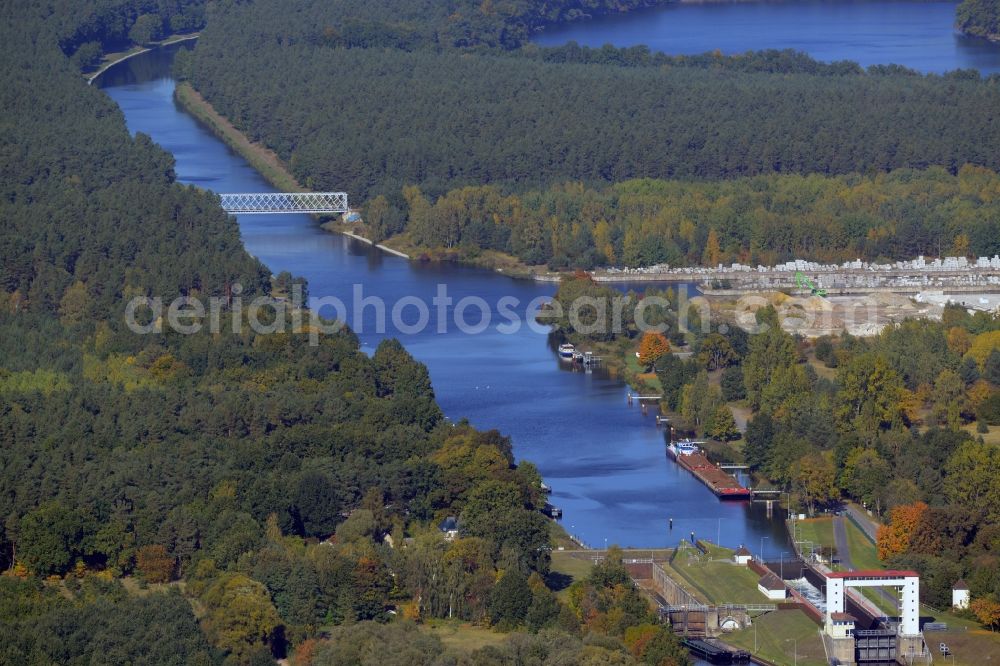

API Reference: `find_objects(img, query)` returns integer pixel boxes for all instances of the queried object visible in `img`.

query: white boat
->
[667,439,702,458]
[558,343,576,359]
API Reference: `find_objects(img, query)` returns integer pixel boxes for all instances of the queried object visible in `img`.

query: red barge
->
[667,440,752,499]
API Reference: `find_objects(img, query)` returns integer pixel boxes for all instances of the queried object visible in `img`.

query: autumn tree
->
[137,544,175,583]
[364,194,391,242]
[201,573,284,662]
[637,331,671,368]
[877,501,928,561]
[968,331,1000,369]
[971,597,1000,631]
[947,327,973,355]
[702,228,722,266]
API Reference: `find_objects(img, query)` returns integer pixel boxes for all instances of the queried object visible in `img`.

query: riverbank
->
[174,82,305,193]
[319,223,411,258]
[343,227,565,282]
[173,79,569,279]
[86,33,200,85]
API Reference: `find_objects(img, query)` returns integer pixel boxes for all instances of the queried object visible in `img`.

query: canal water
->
[533,0,1000,74]
[97,44,790,554]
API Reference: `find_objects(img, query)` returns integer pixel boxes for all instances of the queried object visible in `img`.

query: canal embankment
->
[86,33,200,85]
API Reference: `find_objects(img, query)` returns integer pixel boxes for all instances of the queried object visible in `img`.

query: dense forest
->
[184,34,1000,203]
[181,0,1000,215]
[957,0,1000,41]
[363,167,1000,269]
[54,0,207,70]
[0,1,695,664]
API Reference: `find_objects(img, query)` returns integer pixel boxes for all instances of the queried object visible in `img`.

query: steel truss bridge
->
[219,192,349,215]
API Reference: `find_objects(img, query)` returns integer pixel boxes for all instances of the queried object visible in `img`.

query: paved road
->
[833,516,855,569]
[845,503,880,541]
[835,511,899,614]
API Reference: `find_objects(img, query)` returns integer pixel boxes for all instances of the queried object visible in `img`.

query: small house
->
[826,612,856,639]
[734,545,753,566]
[438,516,459,541]
[757,572,787,600]
[952,579,970,610]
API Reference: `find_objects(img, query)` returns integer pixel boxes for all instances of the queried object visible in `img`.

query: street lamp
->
[785,638,798,666]
[780,551,788,580]
[759,536,769,562]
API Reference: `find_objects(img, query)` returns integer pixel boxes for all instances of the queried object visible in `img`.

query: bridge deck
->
[219,192,348,214]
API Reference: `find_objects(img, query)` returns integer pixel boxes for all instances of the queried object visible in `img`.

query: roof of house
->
[758,572,786,591]
[438,516,458,532]
[830,612,856,623]
[826,570,919,579]
[954,579,969,590]
[735,546,752,557]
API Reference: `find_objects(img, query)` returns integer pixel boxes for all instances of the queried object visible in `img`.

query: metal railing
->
[219,192,349,214]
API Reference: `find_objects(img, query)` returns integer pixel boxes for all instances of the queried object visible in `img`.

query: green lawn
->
[624,351,664,393]
[912,605,1000,665]
[844,518,882,571]
[793,517,836,553]
[420,620,509,654]
[860,587,898,616]
[549,551,596,599]
[726,610,827,666]
[668,546,766,604]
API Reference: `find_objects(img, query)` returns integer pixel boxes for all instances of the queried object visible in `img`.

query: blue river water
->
[533,0,1000,74]
[97,44,790,555]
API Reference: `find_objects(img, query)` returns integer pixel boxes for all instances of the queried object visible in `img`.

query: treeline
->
[520,41,938,77]
[370,167,1000,269]
[957,0,1000,41]
[46,0,207,70]
[177,0,668,53]
[186,22,1000,203]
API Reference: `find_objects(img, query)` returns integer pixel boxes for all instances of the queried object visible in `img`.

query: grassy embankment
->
[726,611,828,666]
[792,517,837,556]
[668,543,763,604]
[372,232,560,281]
[174,83,305,193]
[669,543,827,665]
[176,83,564,276]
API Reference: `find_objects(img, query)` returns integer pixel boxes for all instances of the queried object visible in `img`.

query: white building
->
[953,579,970,610]
[758,572,787,600]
